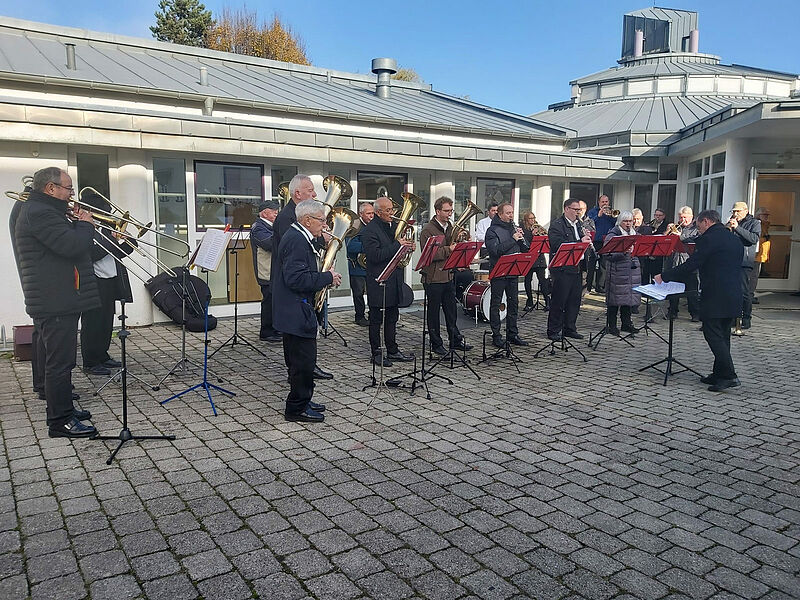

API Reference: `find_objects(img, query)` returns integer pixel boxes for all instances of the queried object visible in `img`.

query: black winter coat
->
[603,226,641,307]
[361,217,404,307]
[15,190,100,317]
[485,216,528,273]
[662,223,742,320]
[732,213,761,268]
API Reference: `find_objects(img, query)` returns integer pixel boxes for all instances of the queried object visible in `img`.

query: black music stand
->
[320,294,347,346]
[477,252,538,373]
[91,301,176,464]
[534,242,589,362]
[638,289,701,385]
[632,235,678,343]
[521,236,549,316]
[209,228,265,358]
[588,235,638,351]
[93,304,154,396]
[426,241,482,381]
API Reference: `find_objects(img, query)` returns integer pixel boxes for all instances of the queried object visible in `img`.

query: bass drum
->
[463,281,506,322]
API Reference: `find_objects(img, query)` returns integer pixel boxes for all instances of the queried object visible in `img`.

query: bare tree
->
[392,68,423,83]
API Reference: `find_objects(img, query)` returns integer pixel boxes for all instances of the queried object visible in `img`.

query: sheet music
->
[633,281,685,300]
[192,229,232,272]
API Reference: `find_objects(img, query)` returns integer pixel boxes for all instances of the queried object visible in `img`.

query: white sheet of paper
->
[633,281,686,301]
[192,229,232,272]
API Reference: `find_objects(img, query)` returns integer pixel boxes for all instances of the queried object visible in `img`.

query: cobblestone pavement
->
[1,294,798,600]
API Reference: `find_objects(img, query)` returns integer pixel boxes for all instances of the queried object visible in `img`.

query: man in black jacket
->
[361,196,415,366]
[15,167,100,438]
[251,200,280,342]
[485,202,528,348]
[658,210,743,392]
[273,201,341,423]
[727,202,761,330]
[547,198,593,342]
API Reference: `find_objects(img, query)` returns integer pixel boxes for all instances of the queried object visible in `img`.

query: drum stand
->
[478,331,522,374]
[534,335,587,362]
[91,301,175,465]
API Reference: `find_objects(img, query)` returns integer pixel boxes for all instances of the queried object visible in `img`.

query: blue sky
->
[0,0,797,115]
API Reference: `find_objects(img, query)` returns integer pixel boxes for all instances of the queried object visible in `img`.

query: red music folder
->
[633,235,679,257]
[415,235,444,271]
[599,235,636,254]
[489,253,538,279]
[529,235,550,256]
[442,241,482,271]
[549,242,590,268]
[377,245,412,283]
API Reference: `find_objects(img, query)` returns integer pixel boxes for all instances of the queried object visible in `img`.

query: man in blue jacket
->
[658,210,743,392]
[251,200,280,342]
[273,201,342,423]
[345,202,374,326]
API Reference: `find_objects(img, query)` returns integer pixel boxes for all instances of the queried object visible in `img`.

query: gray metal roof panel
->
[0,17,567,139]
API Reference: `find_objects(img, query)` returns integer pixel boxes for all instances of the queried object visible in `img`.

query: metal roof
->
[0,17,566,139]
[531,95,759,138]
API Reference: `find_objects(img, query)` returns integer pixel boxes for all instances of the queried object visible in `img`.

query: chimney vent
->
[633,30,644,58]
[65,43,76,70]
[689,29,699,53]
[199,66,208,86]
[371,58,397,99]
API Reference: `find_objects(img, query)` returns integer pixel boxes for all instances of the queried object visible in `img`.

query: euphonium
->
[314,206,359,312]
[393,192,424,267]
[445,200,481,245]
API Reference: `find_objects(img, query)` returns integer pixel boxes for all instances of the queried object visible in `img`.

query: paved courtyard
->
[1,292,799,600]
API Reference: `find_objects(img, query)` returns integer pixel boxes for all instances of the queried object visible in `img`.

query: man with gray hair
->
[273,200,342,422]
[667,206,700,321]
[346,202,374,326]
[14,167,100,437]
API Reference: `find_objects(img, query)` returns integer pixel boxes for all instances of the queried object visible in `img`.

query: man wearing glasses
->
[14,167,100,438]
[547,198,593,342]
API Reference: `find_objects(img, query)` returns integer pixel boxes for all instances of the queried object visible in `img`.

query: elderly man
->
[657,210,743,392]
[270,174,333,379]
[15,167,100,438]
[586,195,615,292]
[251,199,281,342]
[346,202,374,326]
[667,206,701,321]
[361,196,415,366]
[273,200,342,422]
[727,201,761,330]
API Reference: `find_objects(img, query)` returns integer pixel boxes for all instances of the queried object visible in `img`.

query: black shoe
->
[700,373,717,385]
[308,401,326,412]
[708,378,741,392]
[631,306,640,314]
[524,300,534,310]
[313,366,334,380]
[607,325,620,336]
[83,364,111,376]
[741,318,751,330]
[386,351,414,362]
[39,392,81,402]
[563,331,584,340]
[492,336,505,349]
[284,408,325,423]
[452,339,472,351]
[74,409,92,421]
[102,358,122,368]
[691,315,701,323]
[48,417,97,438]
[751,297,759,304]
[260,333,282,342]
[508,336,528,346]
[621,323,640,334]
[355,318,370,327]
[547,333,563,342]
[431,345,448,356]
[371,355,392,367]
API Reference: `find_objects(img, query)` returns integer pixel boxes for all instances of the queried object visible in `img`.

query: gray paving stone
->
[79,549,130,581]
[142,573,199,600]
[412,569,468,600]
[27,549,77,583]
[0,573,28,600]
[305,572,362,600]
[512,568,570,600]
[196,571,252,600]
[180,548,233,581]
[252,572,306,600]
[131,550,182,580]
[358,570,415,600]
[30,573,87,600]
[89,574,141,600]
[706,566,770,599]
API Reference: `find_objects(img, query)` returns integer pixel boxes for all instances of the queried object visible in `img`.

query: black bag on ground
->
[145,267,217,332]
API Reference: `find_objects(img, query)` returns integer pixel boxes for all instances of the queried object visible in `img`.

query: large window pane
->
[689,159,703,179]
[634,184,653,218]
[77,153,109,199]
[153,158,189,270]
[710,177,724,212]
[550,181,565,223]
[519,180,534,213]
[477,178,514,213]
[659,163,678,180]
[569,182,600,211]
[357,171,407,206]
[712,152,726,174]
[657,184,677,222]
[271,166,297,207]
[195,161,263,230]
[454,176,471,219]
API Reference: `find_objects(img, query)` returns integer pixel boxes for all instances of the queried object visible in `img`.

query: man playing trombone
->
[14,167,99,438]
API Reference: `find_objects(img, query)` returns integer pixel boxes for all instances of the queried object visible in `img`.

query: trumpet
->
[665,223,680,235]
[602,206,621,218]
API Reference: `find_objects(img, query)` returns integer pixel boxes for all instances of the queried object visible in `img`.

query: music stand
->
[477,252,538,372]
[534,242,589,362]
[588,235,638,350]
[521,236,549,315]
[209,228,265,358]
[638,289,701,385]
[633,235,678,343]
[426,241,482,381]
[320,294,347,346]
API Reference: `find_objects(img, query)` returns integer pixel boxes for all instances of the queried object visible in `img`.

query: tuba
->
[314,206,359,312]
[277,181,290,205]
[445,200,481,245]
[320,175,353,218]
[393,192,424,267]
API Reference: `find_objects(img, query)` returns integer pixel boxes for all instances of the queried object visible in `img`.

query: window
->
[657,184,677,222]
[550,181,565,222]
[153,158,189,270]
[687,152,724,214]
[519,180,534,213]
[569,182,600,211]
[634,185,654,218]
[712,152,726,174]
[271,166,297,206]
[357,171,407,206]
[195,161,263,230]
[659,163,678,180]
[454,176,471,218]
[77,153,109,199]
[602,184,615,205]
[689,159,703,179]
[477,178,514,213]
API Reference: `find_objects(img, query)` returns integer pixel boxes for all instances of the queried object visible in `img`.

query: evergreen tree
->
[150,0,213,47]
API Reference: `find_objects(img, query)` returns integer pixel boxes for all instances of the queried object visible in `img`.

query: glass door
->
[755,174,800,291]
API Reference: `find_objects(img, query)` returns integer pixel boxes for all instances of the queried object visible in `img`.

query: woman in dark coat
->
[604,211,641,335]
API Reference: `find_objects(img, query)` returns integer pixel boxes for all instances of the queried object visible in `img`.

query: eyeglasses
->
[52,183,75,192]
[308,215,326,223]
[566,206,580,211]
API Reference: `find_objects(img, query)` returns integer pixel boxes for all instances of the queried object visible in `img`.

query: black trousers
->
[668,274,700,318]
[607,305,633,327]
[350,275,367,321]
[283,333,316,415]
[548,270,582,337]
[80,276,117,367]
[425,280,460,349]
[524,267,550,302]
[490,277,519,338]
[585,241,602,291]
[259,283,276,337]
[32,325,44,393]
[702,317,737,380]
[33,313,80,427]
[369,305,399,356]
[740,267,753,320]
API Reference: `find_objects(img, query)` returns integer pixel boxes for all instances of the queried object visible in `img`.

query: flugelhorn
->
[314,206,359,312]
[446,200,481,245]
